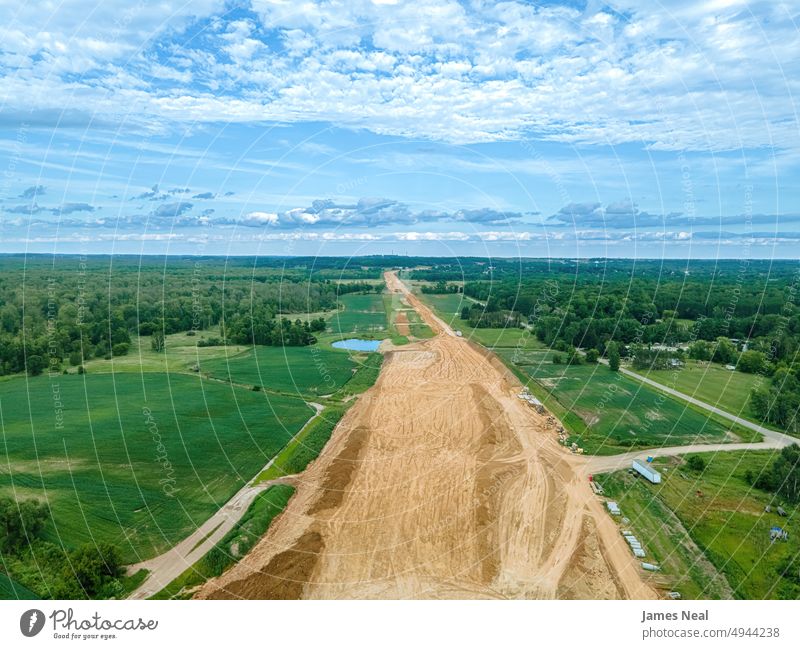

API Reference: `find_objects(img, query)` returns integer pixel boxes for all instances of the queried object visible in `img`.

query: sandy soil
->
[394,311,410,336]
[197,272,655,600]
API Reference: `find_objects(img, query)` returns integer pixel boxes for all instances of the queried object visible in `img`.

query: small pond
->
[332,338,382,352]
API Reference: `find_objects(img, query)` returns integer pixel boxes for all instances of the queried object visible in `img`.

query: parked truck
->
[632,459,662,484]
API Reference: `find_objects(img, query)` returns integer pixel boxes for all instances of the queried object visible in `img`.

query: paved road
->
[598,358,797,447]
[127,402,322,600]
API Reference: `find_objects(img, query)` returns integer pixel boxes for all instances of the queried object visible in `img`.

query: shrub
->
[0,497,48,552]
[111,343,129,357]
[25,355,45,376]
[686,455,707,472]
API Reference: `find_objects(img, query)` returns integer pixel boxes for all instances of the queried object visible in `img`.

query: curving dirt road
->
[197,271,655,600]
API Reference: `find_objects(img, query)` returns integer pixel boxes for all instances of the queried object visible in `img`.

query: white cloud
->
[242,210,279,225]
[0,1,797,152]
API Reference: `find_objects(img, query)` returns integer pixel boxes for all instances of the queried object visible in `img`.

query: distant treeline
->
[0,256,382,376]
[417,258,800,432]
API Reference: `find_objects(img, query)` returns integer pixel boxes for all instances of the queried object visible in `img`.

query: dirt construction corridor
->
[198,271,655,600]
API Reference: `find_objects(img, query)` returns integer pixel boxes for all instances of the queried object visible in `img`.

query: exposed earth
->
[197,271,655,599]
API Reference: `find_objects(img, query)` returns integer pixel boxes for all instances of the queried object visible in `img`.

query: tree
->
[689,340,712,361]
[738,350,765,374]
[686,455,707,472]
[25,354,46,376]
[151,330,165,352]
[712,337,736,365]
[55,542,122,598]
[607,341,620,371]
[750,368,800,433]
[0,497,48,552]
[750,444,800,504]
[585,348,599,363]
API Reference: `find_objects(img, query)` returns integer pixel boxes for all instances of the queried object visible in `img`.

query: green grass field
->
[641,360,767,426]
[0,372,312,562]
[418,292,543,349]
[0,572,38,599]
[202,345,358,397]
[516,364,752,454]
[77,330,249,375]
[600,451,800,599]
[327,293,388,335]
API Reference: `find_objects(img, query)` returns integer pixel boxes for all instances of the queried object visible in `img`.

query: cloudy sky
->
[0,0,798,257]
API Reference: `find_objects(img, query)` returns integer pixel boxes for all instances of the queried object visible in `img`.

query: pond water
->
[332,338,382,352]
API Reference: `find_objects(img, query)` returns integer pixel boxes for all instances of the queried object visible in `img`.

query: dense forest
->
[0,255,381,376]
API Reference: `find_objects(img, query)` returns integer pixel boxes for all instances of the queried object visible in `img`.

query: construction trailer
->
[607,501,621,515]
[632,459,662,484]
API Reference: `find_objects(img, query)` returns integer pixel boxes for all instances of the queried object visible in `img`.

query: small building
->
[607,501,621,515]
[632,459,662,484]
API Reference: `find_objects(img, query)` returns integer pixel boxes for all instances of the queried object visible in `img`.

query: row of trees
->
[747,444,800,503]
[224,316,326,346]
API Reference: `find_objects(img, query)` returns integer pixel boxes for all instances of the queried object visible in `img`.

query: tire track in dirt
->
[197,271,655,600]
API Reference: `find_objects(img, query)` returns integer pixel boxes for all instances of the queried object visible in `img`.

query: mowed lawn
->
[601,451,800,599]
[0,372,312,562]
[641,360,766,426]
[519,364,739,454]
[202,345,358,397]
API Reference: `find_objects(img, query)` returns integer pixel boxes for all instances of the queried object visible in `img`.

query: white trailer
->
[632,459,662,484]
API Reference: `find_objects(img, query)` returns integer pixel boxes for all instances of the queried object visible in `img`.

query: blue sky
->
[0,0,798,257]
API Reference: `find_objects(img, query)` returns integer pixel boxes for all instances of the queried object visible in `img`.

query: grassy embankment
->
[151,484,295,600]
